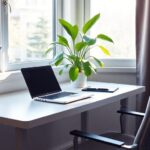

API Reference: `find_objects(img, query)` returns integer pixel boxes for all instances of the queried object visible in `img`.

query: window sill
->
[0,66,66,80]
[0,66,69,94]
[0,66,136,94]
[97,67,136,73]
[0,66,136,80]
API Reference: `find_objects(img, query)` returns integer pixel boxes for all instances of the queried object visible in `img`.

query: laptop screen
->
[21,66,61,98]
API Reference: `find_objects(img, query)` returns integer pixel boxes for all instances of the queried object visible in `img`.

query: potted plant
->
[46,13,113,87]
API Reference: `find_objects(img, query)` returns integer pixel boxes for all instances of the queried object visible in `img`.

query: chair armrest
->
[117,109,145,117]
[70,130,125,147]
[122,144,138,149]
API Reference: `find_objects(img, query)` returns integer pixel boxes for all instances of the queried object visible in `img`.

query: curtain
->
[136,0,150,112]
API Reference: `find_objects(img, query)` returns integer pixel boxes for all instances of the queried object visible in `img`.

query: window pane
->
[90,0,136,59]
[8,0,53,63]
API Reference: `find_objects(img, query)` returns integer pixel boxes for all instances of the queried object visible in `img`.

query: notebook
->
[21,65,92,104]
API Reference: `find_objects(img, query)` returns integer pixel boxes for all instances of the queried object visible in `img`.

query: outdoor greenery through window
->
[89,0,136,59]
[8,0,53,63]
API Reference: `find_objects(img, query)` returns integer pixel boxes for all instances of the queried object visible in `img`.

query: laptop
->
[21,65,92,104]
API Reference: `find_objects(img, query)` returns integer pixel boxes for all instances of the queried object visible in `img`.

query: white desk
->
[0,82,145,150]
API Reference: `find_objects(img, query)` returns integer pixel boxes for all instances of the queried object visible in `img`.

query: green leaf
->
[45,47,54,56]
[59,19,78,41]
[97,34,114,43]
[68,56,82,69]
[68,55,76,62]
[69,66,79,81]
[72,25,79,41]
[93,57,104,68]
[82,62,92,76]
[99,46,110,56]
[59,19,73,39]
[57,35,69,47]
[64,64,70,69]
[83,35,96,45]
[89,62,97,73]
[75,42,86,51]
[59,69,63,75]
[58,64,70,75]
[82,13,100,34]
[49,41,67,48]
[54,53,64,66]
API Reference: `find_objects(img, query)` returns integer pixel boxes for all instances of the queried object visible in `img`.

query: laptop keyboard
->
[40,92,76,100]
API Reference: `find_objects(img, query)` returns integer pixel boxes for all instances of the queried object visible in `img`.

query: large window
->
[88,0,136,60]
[8,0,53,63]
[0,0,136,72]
[0,0,58,71]
[8,0,52,63]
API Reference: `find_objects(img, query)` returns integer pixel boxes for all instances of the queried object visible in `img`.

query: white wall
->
[0,70,137,150]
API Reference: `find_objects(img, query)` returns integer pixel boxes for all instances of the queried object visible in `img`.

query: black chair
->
[70,98,150,150]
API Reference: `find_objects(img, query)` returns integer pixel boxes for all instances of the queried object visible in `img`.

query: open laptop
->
[21,65,92,104]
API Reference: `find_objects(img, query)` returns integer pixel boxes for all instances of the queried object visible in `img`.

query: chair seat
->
[76,131,135,150]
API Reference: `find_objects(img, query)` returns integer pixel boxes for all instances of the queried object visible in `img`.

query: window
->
[0,0,136,72]
[8,0,52,63]
[8,0,53,63]
[0,0,60,71]
[87,0,136,61]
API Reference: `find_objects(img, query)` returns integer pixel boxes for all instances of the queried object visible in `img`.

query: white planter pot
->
[72,73,87,88]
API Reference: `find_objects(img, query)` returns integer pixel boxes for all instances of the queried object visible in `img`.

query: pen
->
[82,87,109,92]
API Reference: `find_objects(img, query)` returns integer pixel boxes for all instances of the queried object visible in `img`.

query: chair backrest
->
[134,97,150,150]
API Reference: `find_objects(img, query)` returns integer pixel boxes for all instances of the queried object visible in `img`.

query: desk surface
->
[0,82,145,129]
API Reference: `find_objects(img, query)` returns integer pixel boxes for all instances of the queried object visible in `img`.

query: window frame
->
[0,0,63,72]
[0,0,136,73]
[84,0,136,68]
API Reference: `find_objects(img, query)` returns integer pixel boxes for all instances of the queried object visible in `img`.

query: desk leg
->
[81,111,89,143]
[81,111,89,132]
[15,128,28,150]
[120,98,128,133]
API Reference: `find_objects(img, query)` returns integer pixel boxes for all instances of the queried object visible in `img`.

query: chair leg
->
[120,114,125,133]
[73,136,79,150]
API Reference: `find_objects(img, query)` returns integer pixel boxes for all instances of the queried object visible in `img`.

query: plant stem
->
[82,45,97,59]
[81,46,89,59]
[64,56,74,64]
